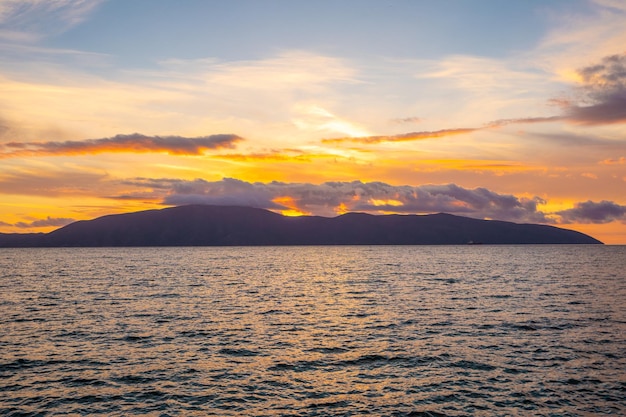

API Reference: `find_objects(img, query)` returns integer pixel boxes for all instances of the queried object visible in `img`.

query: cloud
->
[217,150,315,162]
[322,116,566,145]
[0,0,104,42]
[14,216,75,228]
[593,0,626,12]
[122,177,626,226]
[0,50,360,146]
[557,53,626,125]
[123,177,552,224]
[600,157,626,165]
[322,54,626,147]
[557,200,626,224]
[536,0,626,76]
[0,133,244,158]
[129,177,282,210]
[391,117,421,124]
[322,128,479,144]
[485,116,563,128]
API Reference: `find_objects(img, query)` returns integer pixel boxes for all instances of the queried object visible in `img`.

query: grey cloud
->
[349,183,550,223]
[557,200,626,224]
[562,53,626,125]
[157,178,283,210]
[14,216,75,228]
[128,177,552,223]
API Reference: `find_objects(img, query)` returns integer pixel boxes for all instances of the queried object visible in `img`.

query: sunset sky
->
[1,0,625,243]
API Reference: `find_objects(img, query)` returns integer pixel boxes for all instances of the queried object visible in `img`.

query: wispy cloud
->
[485,116,564,128]
[322,128,479,145]
[323,53,626,146]
[0,133,244,158]
[391,117,421,125]
[322,117,564,145]
[217,150,318,162]
[0,50,360,147]
[0,170,108,197]
[0,0,104,42]
[538,0,626,72]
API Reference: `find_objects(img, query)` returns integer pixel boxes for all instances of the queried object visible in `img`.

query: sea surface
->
[1,245,625,416]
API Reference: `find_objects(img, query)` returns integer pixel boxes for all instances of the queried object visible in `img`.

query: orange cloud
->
[322,116,563,145]
[217,151,311,162]
[600,156,626,165]
[413,159,536,174]
[0,133,243,158]
[322,127,478,144]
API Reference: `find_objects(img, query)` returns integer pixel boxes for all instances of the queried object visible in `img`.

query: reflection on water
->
[1,245,625,416]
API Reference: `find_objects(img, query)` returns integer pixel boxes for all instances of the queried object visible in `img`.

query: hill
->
[0,205,603,247]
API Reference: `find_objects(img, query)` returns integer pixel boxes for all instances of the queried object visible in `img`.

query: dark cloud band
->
[0,133,244,158]
[123,177,550,224]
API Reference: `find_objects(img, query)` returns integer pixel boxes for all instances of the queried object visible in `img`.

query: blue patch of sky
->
[42,0,586,68]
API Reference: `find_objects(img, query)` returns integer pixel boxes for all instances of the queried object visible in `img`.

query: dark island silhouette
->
[0,204,603,247]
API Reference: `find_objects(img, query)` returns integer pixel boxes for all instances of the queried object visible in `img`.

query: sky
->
[0,0,625,243]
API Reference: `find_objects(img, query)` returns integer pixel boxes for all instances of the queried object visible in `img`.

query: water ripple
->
[1,245,625,416]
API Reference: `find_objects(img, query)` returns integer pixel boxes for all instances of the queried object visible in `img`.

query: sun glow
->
[272,196,308,217]
[335,202,349,214]
[370,199,403,207]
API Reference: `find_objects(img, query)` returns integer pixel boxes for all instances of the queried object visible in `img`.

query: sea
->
[1,245,625,417]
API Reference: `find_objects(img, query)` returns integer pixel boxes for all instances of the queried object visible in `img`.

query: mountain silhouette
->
[0,205,603,247]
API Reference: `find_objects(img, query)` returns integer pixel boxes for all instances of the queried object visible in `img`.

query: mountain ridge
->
[0,204,603,247]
